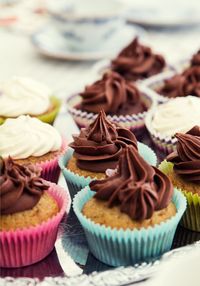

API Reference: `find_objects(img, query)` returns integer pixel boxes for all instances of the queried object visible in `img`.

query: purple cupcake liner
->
[67,86,156,133]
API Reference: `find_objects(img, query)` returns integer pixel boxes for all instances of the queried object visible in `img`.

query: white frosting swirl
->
[152,96,200,136]
[0,115,62,159]
[0,76,51,117]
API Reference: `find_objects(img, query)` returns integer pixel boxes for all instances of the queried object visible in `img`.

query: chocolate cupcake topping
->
[167,126,200,183]
[191,50,200,67]
[0,157,49,215]
[79,71,146,115]
[158,66,200,98]
[90,145,173,220]
[69,110,137,173]
[111,38,166,81]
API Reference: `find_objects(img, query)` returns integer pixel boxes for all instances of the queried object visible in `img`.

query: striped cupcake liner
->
[0,183,71,268]
[59,143,157,199]
[67,86,156,132]
[159,160,200,232]
[73,186,186,267]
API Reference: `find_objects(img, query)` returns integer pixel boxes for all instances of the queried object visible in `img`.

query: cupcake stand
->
[1,1,200,285]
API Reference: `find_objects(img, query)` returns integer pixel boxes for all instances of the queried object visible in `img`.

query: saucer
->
[31,23,146,61]
[124,0,200,28]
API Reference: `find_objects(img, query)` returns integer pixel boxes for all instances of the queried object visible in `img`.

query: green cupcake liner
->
[173,225,200,247]
[37,96,61,125]
[73,187,186,267]
[0,96,61,126]
[159,160,200,232]
[59,142,157,199]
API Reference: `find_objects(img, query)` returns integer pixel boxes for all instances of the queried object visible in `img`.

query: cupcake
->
[156,66,200,98]
[145,96,200,153]
[0,76,61,125]
[191,49,200,67]
[111,37,166,81]
[67,71,154,133]
[144,48,200,101]
[0,157,70,267]
[73,145,186,266]
[59,110,157,198]
[159,126,200,232]
[0,115,67,183]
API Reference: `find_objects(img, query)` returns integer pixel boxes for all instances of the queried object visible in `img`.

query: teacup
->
[48,0,125,51]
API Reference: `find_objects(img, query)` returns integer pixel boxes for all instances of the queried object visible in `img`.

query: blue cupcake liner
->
[59,143,157,199]
[73,187,186,267]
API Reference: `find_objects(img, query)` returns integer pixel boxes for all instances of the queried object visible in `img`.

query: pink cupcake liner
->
[0,183,71,268]
[35,139,68,183]
[67,86,156,133]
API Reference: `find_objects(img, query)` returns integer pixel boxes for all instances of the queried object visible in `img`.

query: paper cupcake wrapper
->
[67,87,155,132]
[0,183,71,268]
[159,160,200,232]
[35,139,67,184]
[59,142,157,199]
[145,108,177,154]
[73,186,186,267]
[0,97,61,126]
[173,225,200,247]
[37,96,61,125]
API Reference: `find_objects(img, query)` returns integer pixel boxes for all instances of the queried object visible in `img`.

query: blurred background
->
[0,0,200,95]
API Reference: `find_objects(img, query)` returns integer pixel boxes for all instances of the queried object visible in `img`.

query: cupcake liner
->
[159,160,200,232]
[35,139,68,183]
[0,97,61,126]
[59,148,92,199]
[73,186,186,267]
[59,142,157,199]
[37,96,61,125]
[145,109,177,154]
[67,86,155,132]
[173,225,200,248]
[0,182,71,268]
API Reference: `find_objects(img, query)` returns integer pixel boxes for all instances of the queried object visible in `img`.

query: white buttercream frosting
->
[0,76,51,117]
[152,96,200,136]
[0,115,62,159]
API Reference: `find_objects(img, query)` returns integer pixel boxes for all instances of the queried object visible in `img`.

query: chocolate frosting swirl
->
[111,38,166,81]
[90,145,173,220]
[0,157,49,215]
[79,71,145,115]
[191,50,200,66]
[69,110,137,173]
[158,66,200,98]
[167,126,200,183]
